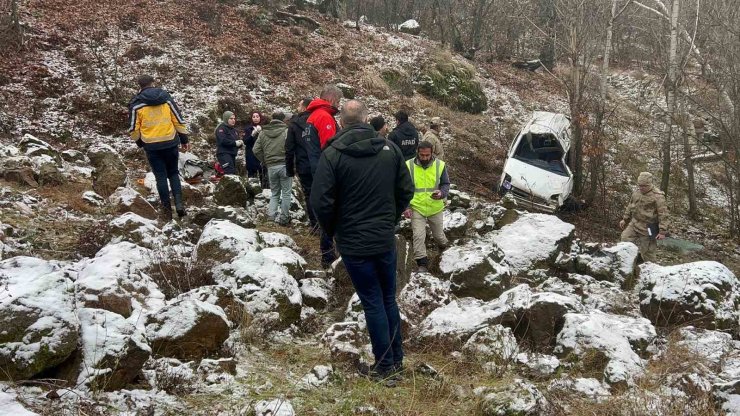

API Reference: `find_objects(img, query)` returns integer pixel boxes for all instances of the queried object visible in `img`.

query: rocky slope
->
[0,1,739,415]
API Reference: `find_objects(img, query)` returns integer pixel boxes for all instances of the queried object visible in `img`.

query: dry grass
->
[359,69,391,99]
[145,247,216,300]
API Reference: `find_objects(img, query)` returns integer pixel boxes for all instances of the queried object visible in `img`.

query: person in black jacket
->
[244,111,268,187]
[311,99,414,383]
[387,110,420,160]
[215,111,243,175]
[285,97,316,228]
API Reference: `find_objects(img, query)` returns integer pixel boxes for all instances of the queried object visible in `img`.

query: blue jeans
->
[145,146,182,209]
[342,249,403,370]
[267,165,293,222]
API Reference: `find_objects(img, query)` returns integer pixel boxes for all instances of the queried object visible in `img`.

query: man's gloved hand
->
[431,190,443,200]
[403,208,412,219]
[236,140,244,148]
[135,139,144,148]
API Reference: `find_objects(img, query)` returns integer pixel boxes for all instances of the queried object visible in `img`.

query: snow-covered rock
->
[214,251,302,329]
[108,186,158,220]
[443,210,468,239]
[417,298,511,343]
[555,312,657,386]
[146,298,230,360]
[176,285,244,324]
[108,212,161,248]
[298,364,334,390]
[19,134,60,162]
[299,278,331,309]
[474,379,549,415]
[321,321,366,363]
[0,388,38,415]
[572,242,639,286]
[87,143,127,198]
[82,190,106,207]
[548,377,611,401]
[398,272,450,325]
[677,326,734,369]
[447,189,472,209]
[639,261,739,331]
[254,399,295,416]
[439,240,511,301]
[398,19,421,35]
[190,205,256,229]
[61,149,86,164]
[213,174,251,207]
[75,242,160,317]
[261,246,306,279]
[516,352,560,378]
[260,232,298,250]
[0,257,79,380]
[196,357,237,384]
[491,213,575,275]
[76,308,151,390]
[194,219,261,264]
[463,325,519,363]
[538,274,637,315]
[504,285,584,348]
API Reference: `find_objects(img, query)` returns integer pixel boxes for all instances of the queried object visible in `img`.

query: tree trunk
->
[682,108,697,219]
[660,0,680,195]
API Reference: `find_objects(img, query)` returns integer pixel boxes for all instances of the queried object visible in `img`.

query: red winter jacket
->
[306,99,339,149]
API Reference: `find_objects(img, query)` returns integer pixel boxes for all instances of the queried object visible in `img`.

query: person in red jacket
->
[305,84,343,268]
[307,84,342,149]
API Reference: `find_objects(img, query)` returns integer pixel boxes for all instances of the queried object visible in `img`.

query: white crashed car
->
[498,112,573,212]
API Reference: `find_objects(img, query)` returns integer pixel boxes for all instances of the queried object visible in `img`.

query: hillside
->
[0,1,739,415]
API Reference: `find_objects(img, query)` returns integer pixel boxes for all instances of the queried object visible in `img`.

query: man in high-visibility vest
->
[403,141,450,273]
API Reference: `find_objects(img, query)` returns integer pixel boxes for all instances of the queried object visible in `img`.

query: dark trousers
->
[320,229,336,265]
[298,172,317,227]
[248,164,269,188]
[145,146,182,209]
[342,249,403,370]
[217,153,236,175]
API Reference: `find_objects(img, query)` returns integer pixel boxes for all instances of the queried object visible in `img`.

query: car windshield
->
[512,132,568,176]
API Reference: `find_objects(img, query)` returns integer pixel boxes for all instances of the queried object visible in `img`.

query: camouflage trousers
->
[620,223,657,262]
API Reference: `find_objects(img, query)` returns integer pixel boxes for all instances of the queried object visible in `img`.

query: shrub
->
[77,221,112,258]
[416,51,488,114]
[146,249,216,300]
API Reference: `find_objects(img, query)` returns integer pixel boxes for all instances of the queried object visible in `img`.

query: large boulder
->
[321,321,366,364]
[398,19,421,35]
[191,205,256,229]
[463,325,519,364]
[214,174,252,207]
[439,240,511,301]
[35,156,66,186]
[261,246,306,279]
[214,251,302,329]
[395,234,415,291]
[474,379,549,416]
[176,285,244,324]
[0,257,79,380]
[108,212,161,248]
[18,134,61,163]
[194,219,261,264]
[398,272,450,326]
[146,298,230,360]
[74,308,151,390]
[554,312,657,386]
[108,187,158,220]
[75,242,162,318]
[491,213,575,275]
[569,242,639,287]
[443,210,469,239]
[638,261,739,331]
[417,297,514,344]
[88,143,127,198]
[538,274,637,315]
[299,278,332,309]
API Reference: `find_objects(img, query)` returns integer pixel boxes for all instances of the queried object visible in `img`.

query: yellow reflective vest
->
[407,158,446,217]
[129,103,188,144]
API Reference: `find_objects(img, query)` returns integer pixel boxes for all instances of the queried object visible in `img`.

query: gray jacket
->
[253,120,289,167]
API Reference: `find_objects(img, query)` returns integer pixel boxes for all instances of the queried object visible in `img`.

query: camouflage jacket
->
[423,130,445,160]
[623,187,669,235]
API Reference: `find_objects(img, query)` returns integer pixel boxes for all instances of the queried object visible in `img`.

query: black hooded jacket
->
[388,120,420,160]
[285,111,311,176]
[310,123,414,256]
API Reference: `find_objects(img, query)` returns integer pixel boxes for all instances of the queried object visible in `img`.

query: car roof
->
[521,112,571,151]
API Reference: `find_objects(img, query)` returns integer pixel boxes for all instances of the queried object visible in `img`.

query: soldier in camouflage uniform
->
[619,172,669,262]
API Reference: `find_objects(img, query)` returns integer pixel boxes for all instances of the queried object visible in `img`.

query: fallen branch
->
[275,10,320,30]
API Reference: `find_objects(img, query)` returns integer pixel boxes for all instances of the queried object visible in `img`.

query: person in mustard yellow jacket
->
[402,141,450,273]
[128,75,190,221]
